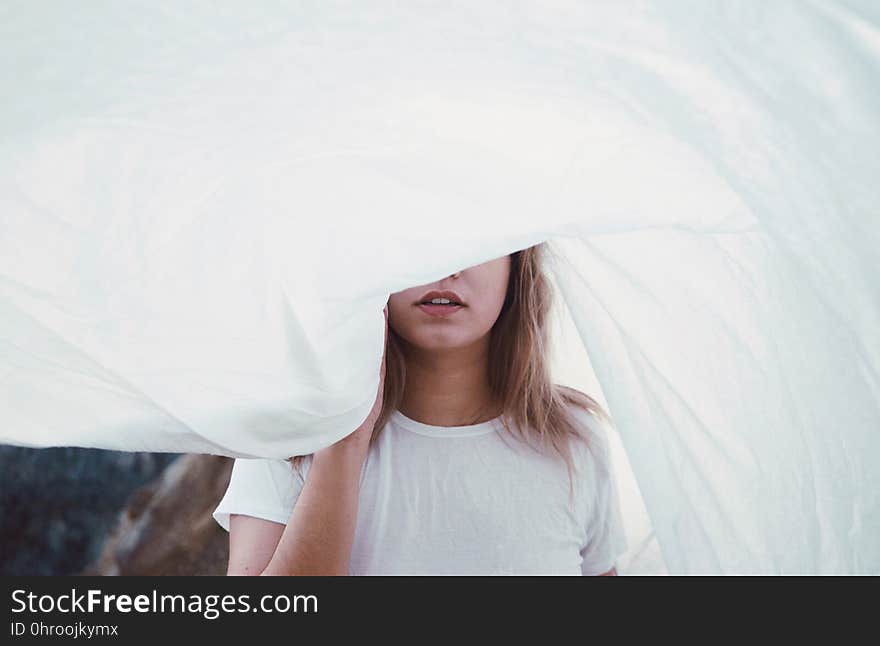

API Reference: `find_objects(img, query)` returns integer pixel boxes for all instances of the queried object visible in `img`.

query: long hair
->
[290,242,612,503]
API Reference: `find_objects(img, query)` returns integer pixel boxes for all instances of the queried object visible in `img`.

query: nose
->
[450,270,461,279]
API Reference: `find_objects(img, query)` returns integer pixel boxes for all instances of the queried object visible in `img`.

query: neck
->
[397,335,501,427]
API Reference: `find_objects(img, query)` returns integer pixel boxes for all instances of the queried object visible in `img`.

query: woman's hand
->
[318,303,389,455]
[254,305,389,576]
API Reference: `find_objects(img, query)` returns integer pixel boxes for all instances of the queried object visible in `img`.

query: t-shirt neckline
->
[391,409,504,438]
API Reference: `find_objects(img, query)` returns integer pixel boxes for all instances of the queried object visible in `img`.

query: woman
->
[213,243,627,575]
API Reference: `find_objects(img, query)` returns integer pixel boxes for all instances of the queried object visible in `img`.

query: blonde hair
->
[291,242,611,503]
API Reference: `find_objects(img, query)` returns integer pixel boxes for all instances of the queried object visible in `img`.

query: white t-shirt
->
[213,405,628,575]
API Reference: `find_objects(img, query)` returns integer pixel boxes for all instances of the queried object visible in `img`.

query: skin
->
[386,255,511,427]
[227,254,616,576]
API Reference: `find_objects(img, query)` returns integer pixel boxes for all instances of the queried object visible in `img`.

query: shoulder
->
[230,455,312,490]
[555,385,609,437]
[214,457,307,534]
[555,385,607,420]
[555,386,613,472]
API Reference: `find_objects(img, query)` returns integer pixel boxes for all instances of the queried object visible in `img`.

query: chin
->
[411,332,473,352]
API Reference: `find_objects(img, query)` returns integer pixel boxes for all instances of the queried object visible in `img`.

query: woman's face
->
[388,255,512,352]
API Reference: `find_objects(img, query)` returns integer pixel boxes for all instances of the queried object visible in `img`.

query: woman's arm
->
[257,440,369,575]
[226,439,369,576]
[227,515,284,575]
[227,304,388,576]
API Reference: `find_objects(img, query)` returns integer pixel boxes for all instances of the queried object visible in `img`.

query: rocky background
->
[0,447,232,576]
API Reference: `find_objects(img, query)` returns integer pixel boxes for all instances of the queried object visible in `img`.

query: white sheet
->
[1,1,877,574]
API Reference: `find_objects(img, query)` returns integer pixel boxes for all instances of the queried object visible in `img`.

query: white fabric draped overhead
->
[1,1,877,574]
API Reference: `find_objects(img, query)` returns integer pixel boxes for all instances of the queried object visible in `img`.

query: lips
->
[416,289,466,306]
[417,303,464,317]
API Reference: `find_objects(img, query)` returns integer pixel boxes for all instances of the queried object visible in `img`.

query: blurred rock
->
[0,446,180,575]
[82,454,233,576]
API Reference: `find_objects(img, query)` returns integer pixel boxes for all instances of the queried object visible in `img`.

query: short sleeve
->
[212,456,312,532]
[578,419,628,575]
